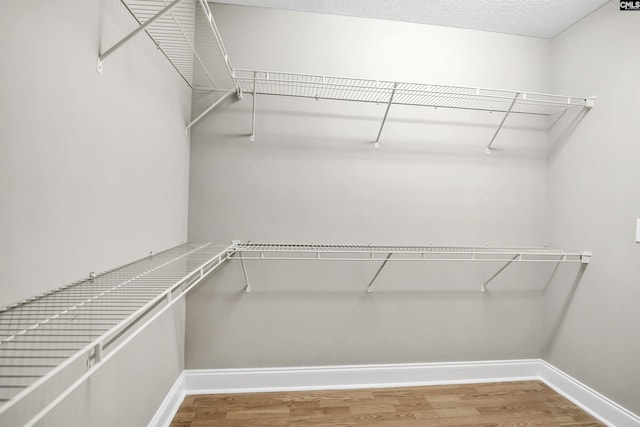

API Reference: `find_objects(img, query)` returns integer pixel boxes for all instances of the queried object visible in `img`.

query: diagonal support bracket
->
[486,92,520,154]
[97,0,184,74]
[185,89,236,133]
[240,254,251,293]
[481,254,520,292]
[374,83,399,148]
[367,253,392,293]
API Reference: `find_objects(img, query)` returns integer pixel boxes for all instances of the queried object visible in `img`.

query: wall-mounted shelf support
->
[97,0,184,74]
[375,82,398,148]
[481,254,520,292]
[367,253,392,292]
[486,92,520,153]
[250,71,257,141]
[186,89,236,133]
[240,255,251,293]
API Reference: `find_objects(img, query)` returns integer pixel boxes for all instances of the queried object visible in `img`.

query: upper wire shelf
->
[99,0,237,93]
[97,1,595,146]
[232,69,594,149]
[233,69,593,116]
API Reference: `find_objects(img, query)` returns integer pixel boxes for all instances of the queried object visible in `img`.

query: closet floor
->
[170,380,604,426]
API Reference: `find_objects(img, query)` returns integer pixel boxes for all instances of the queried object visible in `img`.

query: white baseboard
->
[147,372,185,427]
[183,359,539,394]
[539,361,640,427]
[149,359,640,427]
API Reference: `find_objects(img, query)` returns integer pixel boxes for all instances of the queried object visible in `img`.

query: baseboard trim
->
[183,359,539,394]
[539,361,640,427]
[150,360,640,427]
[147,372,185,427]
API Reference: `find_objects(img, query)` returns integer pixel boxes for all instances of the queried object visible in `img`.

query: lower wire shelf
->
[227,242,591,293]
[0,242,232,426]
[0,240,591,424]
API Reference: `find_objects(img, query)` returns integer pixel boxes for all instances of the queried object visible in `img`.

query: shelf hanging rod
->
[97,0,184,74]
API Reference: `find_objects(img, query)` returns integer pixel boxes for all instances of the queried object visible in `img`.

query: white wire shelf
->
[227,242,591,293]
[229,242,591,262]
[231,69,594,149]
[233,69,591,116]
[0,242,232,426]
[98,2,595,146]
[99,0,237,92]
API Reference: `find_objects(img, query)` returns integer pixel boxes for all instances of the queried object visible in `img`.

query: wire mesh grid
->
[121,0,197,85]
[234,69,589,116]
[230,243,589,262]
[0,242,225,406]
[120,0,235,92]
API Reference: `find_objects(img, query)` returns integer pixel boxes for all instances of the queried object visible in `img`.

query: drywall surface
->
[31,301,186,427]
[186,5,563,368]
[0,0,191,308]
[548,1,640,415]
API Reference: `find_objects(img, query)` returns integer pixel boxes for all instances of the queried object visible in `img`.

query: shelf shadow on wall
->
[549,107,591,157]
[224,259,565,298]
[231,108,548,132]
[542,263,588,356]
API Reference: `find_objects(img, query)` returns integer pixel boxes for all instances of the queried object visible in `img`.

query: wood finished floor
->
[170,381,604,426]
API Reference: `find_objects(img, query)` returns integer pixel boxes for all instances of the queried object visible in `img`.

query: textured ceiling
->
[213,0,609,38]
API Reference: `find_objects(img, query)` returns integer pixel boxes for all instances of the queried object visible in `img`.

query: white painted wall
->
[0,0,191,308]
[185,5,568,369]
[0,0,191,424]
[547,0,640,415]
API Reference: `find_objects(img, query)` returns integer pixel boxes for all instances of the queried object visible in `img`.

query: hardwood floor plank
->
[170,381,605,426]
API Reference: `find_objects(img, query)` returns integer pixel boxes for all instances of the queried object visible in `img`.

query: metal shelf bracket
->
[240,256,251,293]
[185,89,236,134]
[481,254,520,292]
[486,92,520,153]
[375,82,398,148]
